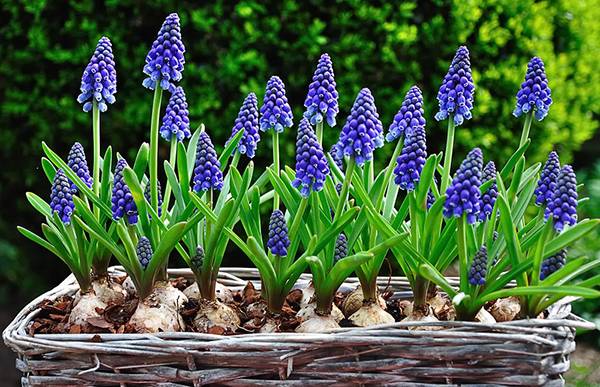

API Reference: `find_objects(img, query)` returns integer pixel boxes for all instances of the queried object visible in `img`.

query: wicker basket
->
[3,267,594,386]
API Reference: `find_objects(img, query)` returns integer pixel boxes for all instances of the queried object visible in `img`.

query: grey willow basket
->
[3,266,594,386]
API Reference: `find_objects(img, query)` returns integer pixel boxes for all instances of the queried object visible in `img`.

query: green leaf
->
[147,222,188,275]
[26,192,51,217]
[17,226,60,257]
[132,142,149,180]
[41,157,56,183]
[544,219,600,257]
[218,126,244,170]
[480,286,600,303]
[499,140,530,181]
[418,263,458,298]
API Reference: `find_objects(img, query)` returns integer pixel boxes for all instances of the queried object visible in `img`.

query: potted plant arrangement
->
[4,13,600,386]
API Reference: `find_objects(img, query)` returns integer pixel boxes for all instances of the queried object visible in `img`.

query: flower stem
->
[519,111,533,147]
[334,157,355,222]
[441,118,456,192]
[149,87,164,223]
[272,131,280,211]
[162,137,178,214]
[92,101,101,218]
[457,215,469,291]
[316,121,323,145]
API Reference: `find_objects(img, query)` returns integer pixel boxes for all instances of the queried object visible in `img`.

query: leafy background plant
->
[0,0,598,383]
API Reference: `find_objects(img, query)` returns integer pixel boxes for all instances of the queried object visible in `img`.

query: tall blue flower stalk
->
[435,46,475,192]
[144,13,186,221]
[545,165,578,232]
[50,169,75,225]
[535,151,560,208]
[228,93,260,160]
[160,86,190,142]
[137,237,153,270]
[77,36,117,203]
[393,125,427,191]
[292,118,330,197]
[260,76,293,211]
[333,88,383,220]
[304,53,339,143]
[192,132,223,194]
[267,210,290,257]
[443,148,483,224]
[468,245,488,286]
[478,161,498,222]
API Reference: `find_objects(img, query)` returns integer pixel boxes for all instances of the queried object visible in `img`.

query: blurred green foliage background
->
[0,0,598,319]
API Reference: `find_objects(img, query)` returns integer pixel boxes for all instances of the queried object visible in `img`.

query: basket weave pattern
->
[3,267,593,386]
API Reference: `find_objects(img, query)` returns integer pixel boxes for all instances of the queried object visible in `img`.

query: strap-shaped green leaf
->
[132,142,149,180]
[27,192,52,217]
[544,219,599,257]
[41,157,56,183]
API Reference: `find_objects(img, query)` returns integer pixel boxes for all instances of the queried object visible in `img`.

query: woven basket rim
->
[3,266,596,355]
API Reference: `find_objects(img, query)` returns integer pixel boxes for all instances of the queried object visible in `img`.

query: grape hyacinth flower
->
[159,86,190,142]
[144,180,163,217]
[427,190,436,209]
[192,132,223,192]
[191,245,204,272]
[334,233,348,263]
[468,245,488,286]
[292,118,330,197]
[514,57,552,121]
[545,165,578,232]
[478,161,498,222]
[304,53,339,126]
[334,88,384,166]
[259,76,293,133]
[386,85,426,142]
[77,37,117,112]
[535,151,560,207]
[136,237,153,270]
[267,210,290,257]
[50,169,75,224]
[435,46,475,126]
[393,125,427,191]
[443,148,483,224]
[67,142,93,194]
[228,93,260,158]
[142,13,186,92]
[111,159,138,225]
[540,249,567,280]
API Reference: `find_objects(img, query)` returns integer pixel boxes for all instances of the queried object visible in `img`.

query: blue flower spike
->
[160,86,191,142]
[111,159,138,225]
[393,125,427,191]
[136,236,153,270]
[545,165,578,232]
[50,169,75,225]
[292,118,330,197]
[267,209,290,257]
[334,88,384,167]
[387,85,425,142]
[260,76,293,133]
[468,245,488,286]
[142,13,186,92]
[228,93,260,158]
[192,131,223,192]
[77,37,117,113]
[435,46,475,126]
[535,151,560,207]
[478,161,498,222]
[514,57,552,121]
[304,53,339,127]
[443,148,483,224]
[67,142,93,194]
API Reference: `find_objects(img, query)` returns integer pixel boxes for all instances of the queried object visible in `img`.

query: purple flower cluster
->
[67,142,93,194]
[192,132,223,192]
[514,57,552,121]
[393,126,427,191]
[50,169,75,224]
[329,145,344,171]
[545,165,578,232]
[304,53,339,127]
[111,159,138,225]
[142,13,186,92]
[535,151,560,207]
[443,148,483,224]
[267,210,290,257]
[468,245,488,286]
[435,46,475,126]
[136,237,153,270]
[229,93,260,158]
[540,249,567,280]
[386,85,425,142]
[478,161,498,222]
[260,76,293,133]
[427,190,436,209]
[160,86,190,142]
[334,233,348,263]
[144,180,163,217]
[292,118,330,197]
[77,37,117,113]
[334,88,384,166]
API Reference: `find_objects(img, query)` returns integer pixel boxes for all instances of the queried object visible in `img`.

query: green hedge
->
[1,0,599,297]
